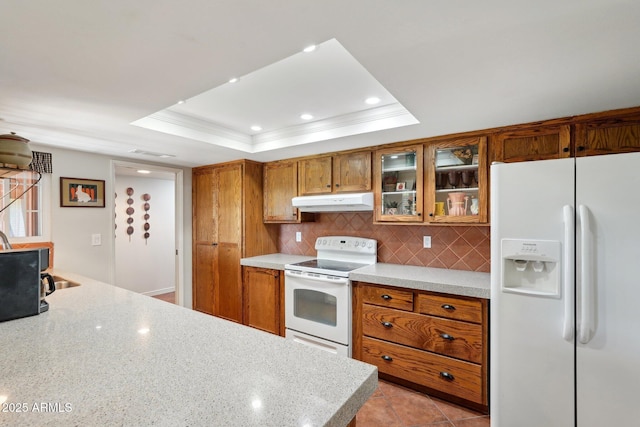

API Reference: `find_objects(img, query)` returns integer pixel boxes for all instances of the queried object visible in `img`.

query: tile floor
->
[356,379,489,427]
[151,291,175,304]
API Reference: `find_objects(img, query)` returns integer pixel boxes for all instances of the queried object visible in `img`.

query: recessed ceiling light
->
[365,97,381,105]
[137,170,151,174]
[300,113,313,120]
[250,125,262,132]
[176,100,185,105]
[302,45,316,53]
[229,77,239,83]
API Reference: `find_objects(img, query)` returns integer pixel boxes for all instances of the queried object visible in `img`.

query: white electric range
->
[284,236,377,357]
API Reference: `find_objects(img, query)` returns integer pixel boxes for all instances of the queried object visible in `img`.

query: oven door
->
[284,270,350,346]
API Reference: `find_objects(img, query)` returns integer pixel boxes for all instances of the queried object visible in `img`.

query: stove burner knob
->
[361,240,366,248]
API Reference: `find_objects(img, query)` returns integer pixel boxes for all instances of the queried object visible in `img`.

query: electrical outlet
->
[91,233,102,246]
[295,231,302,242]
[423,236,431,248]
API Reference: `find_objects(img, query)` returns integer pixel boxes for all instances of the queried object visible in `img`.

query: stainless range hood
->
[291,192,374,212]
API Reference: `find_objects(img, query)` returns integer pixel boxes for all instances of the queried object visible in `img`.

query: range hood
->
[291,192,374,212]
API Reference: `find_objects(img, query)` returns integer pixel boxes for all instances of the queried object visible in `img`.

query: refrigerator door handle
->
[578,204,594,344]
[562,205,574,341]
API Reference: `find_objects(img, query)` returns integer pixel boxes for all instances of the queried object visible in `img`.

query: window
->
[0,171,50,241]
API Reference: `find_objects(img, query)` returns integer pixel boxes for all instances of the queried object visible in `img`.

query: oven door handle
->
[285,270,349,285]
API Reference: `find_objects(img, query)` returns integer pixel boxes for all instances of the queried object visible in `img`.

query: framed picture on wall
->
[60,177,106,208]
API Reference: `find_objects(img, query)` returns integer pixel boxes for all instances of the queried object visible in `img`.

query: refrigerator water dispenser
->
[501,239,561,298]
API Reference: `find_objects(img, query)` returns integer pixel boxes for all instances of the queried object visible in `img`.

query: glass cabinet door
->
[374,145,423,222]
[425,136,487,224]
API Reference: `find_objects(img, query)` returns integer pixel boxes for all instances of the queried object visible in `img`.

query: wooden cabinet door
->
[425,136,488,224]
[213,242,242,323]
[193,243,215,314]
[212,163,243,323]
[492,125,571,163]
[298,156,332,195]
[263,160,299,222]
[575,115,640,157]
[243,267,283,336]
[192,168,217,314]
[373,145,424,223]
[333,151,372,193]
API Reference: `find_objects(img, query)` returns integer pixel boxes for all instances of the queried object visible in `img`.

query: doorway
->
[111,160,185,306]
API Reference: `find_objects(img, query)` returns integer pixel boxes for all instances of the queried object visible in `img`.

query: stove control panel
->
[315,236,377,254]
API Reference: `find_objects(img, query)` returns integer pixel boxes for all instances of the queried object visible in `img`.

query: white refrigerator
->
[490,152,640,427]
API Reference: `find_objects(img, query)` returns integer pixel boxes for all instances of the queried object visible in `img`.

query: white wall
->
[31,143,193,307]
[114,175,175,295]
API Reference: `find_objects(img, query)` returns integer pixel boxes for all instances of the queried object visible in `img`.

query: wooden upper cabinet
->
[263,160,299,223]
[575,114,640,157]
[299,156,333,195]
[424,136,488,224]
[298,151,372,196]
[374,145,424,223]
[333,151,372,193]
[492,125,571,163]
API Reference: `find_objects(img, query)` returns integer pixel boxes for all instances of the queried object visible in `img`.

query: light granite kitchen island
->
[0,270,377,426]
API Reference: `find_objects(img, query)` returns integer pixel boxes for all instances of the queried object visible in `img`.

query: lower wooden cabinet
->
[242,266,284,336]
[353,281,489,411]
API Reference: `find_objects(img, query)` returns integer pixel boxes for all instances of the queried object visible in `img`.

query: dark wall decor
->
[125,187,134,241]
[60,177,105,208]
[142,193,150,244]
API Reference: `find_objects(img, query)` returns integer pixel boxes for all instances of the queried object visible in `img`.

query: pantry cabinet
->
[353,282,489,411]
[424,136,488,224]
[298,151,371,195]
[243,266,284,336]
[192,160,278,321]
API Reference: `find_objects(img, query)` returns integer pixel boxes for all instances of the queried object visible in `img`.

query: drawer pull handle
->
[441,304,455,311]
[440,372,455,381]
[381,294,392,300]
[381,321,393,328]
[440,333,454,341]
[381,355,393,362]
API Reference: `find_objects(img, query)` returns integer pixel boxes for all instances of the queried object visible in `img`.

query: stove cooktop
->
[287,259,369,274]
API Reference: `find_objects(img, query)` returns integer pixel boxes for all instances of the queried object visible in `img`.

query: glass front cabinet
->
[374,145,423,223]
[424,136,488,224]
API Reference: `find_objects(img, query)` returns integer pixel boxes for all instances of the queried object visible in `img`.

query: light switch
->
[423,236,431,249]
[296,231,302,242]
[91,233,102,246]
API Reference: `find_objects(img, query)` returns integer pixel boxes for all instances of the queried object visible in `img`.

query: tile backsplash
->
[278,213,490,272]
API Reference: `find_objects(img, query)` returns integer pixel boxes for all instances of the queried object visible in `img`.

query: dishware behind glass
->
[435,172,445,189]
[447,171,459,188]
[461,170,474,187]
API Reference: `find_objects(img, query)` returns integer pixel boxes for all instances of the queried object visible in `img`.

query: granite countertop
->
[349,263,490,299]
[0,269,377,426]
[240,254,315,270]
[241,254,490,299]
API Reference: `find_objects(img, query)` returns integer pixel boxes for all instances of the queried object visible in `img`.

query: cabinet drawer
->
[417,294,483,324]
[361,285,413,311]
[362,337,483,404]
[362,304,483,363]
